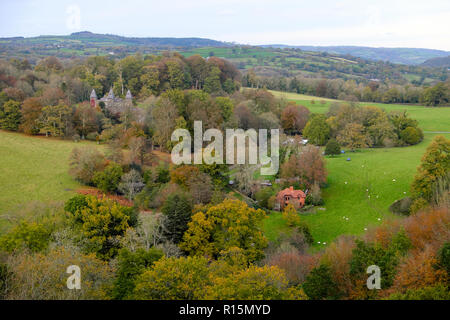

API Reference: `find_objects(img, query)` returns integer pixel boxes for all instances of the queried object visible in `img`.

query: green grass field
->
[0,131,103,230]
[263,90,450,246]
[269,90,450,132]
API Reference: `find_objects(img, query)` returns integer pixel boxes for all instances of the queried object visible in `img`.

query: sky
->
[0,0,449,50]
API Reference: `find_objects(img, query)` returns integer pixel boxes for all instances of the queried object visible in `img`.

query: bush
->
[282,204,300,226]
[400,126,423,145]
[297,222,314,245]
[389,197,412,215]
[64,194,88,216]
[324,138,341,156]
[92,163,123,193]
[86,132,99,141]
[306,182,323,206]
[69,147,106,185]
[0,221,52,253]
[437,242,450,275]
[410,198,429,214]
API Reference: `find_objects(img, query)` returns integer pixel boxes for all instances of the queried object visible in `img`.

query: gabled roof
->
[277,186,306,199]
[90,89,97,99]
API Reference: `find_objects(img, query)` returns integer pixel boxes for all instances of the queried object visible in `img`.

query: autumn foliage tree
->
[280,103,310,134]
[180,199,267,262]
[281,145,327,188]
[410,135,449,202]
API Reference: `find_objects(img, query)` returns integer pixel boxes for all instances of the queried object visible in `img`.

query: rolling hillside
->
[262,45,450,65]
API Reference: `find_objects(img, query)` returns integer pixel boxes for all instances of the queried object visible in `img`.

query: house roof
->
[90,89,97,99]
[277,186,306,199]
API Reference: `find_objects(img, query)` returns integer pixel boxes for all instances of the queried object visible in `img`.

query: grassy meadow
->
[0,131,103,231]
[263,90,450,246]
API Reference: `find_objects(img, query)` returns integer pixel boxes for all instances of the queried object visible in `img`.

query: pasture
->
[263,90,450,245]
[0,131,103,231]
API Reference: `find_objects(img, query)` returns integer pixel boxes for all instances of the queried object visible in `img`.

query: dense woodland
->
[0,53,449,300]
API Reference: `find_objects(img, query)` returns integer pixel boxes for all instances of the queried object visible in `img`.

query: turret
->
[90,89,97,108]
[106,87,115,100]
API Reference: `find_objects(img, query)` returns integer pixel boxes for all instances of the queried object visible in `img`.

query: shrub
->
[297,222,314,245]
[410,198,429,214]
[92,162,123,193]
[0,221,52,253]
[400,126,423,145]
[437,242,450,275]
[64,194,88,216]
[69,147,106,185]
[324,138,341,156]
[282,204,301,226]
[389,197,412,215]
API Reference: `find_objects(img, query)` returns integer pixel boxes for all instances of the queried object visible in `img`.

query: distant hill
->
[260,45,450,65]
[0,31,231,61]
[0,31,230,48]
[421,56,450,68]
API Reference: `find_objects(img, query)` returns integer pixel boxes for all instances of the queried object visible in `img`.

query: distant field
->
[262,90,450,246]
[269,90,450,132]
[0,131,103,230]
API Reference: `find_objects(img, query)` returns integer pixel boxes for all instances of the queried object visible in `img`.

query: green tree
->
[69,196,132,260]
[324,138,341,156]
[93,162,123,193]
[203,66,222,93]
[421,82,449,106]
[303,264,340,300]
[207,265,291,300]
[411,135,449,201]
[181,199,267,262]
[350,240,400,290]
[303,114,330,145]
[161,192,193,244]
[337,123,369,150]
[39,104,73,137]
[400,126,423,145]
[112,247,163,300]
[0,221,52,253]
[0,100,22,131]
[133,256,211,299]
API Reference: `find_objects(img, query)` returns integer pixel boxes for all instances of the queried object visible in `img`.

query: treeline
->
[0,53,240,105]
[243,74,450,106]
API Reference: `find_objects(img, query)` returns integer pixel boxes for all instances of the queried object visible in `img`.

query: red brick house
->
[275,186,306,210]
